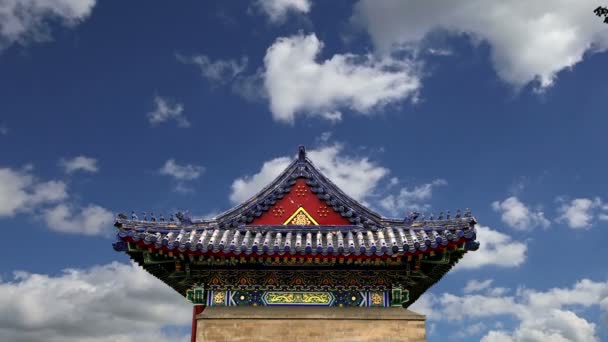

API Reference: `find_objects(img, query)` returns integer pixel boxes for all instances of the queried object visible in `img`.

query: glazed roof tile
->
[113,218,479,257]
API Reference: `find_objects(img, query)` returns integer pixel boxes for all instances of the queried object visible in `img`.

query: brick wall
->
[196,307,425,342]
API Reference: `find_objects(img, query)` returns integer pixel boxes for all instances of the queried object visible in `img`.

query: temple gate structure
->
[112,146,480,341]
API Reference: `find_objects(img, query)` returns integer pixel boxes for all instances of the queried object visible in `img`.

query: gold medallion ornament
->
[213,291,226,304]
[283,207,319,225]
[291,212,312,225]
[371,292,383,305]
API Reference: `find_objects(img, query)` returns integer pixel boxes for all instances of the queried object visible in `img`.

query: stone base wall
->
[196,306,425,342]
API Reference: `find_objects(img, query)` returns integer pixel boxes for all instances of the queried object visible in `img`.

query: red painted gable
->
[252,178,351,225]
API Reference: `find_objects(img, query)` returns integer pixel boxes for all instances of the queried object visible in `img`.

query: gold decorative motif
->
[317,205,330,217]
[265,292,332,304]
[283,207,319,225]
[213,291,226,304]
[272,206,285,217]
[371,292,383,305]
[295,185,307,197]
[291,212,312,225]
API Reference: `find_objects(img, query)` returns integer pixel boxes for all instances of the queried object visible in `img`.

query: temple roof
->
[113,146,479,257]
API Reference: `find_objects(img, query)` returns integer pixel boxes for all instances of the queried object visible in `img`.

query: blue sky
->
[1,1,608,341]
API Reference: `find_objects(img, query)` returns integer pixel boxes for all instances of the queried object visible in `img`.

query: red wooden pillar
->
[191,305,205,342]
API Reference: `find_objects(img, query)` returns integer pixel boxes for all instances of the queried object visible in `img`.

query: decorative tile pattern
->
[317,205,330,217]
[264,292,334,306]
[203,290,390,307]
[283,207,319,226]
[271,206,285,217]
[295,185,307,197]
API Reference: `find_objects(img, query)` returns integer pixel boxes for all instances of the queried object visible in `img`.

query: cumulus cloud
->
[59,156,98,174]
[480,310,598,342]
[0,167,67,217]
[0,0,96,51]
[0,124,8,135]
[353,0,608,90]
[0,166,115,236]
[263,33,420,123]
[230,156,292,204]
[492,196,550,230]
[42,203,114,236]
[457,225,527,270]
[176,53,248,83]
[556,197,605,229]
[306,145,389,203]
[0,262,190,342]
[254,0,311,23]
[159,159,205,194]
[464,279,494,294]
[147,96,189,128]
[379,179,447,215]
[424,278,608,341]
[159,159,204,181]
[408,292,438,320]
[229,144,389,205]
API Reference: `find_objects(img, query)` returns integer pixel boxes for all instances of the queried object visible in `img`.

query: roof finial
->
[298,145,306,161]
[404,211,419,224]
[464,208,472,218]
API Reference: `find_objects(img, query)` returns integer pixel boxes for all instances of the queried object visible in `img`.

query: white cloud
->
[0,167,67,217]
[0,124,8,135]
[147,96,189,128]
[320,110,342,123]
[0,166,114,236]
[600,211,608,221]
[176,53,248,83]
[159,159,205,194]
[453,321,487,339]
[456,225,527,270]
[254,0,311,23]
[159,159,204,181]
[501,309,597,342]
[229,144,389,205]
[59,156,98,174]
[42,203,114,236]
[464,279,494,294]
[306,145,389,203]
[557,197,604,229]
[492,196,550,230]
[263,33,420,123]
[480,330,514,342]
[0,0,96,50]
[521,278,608,310]
[424,278,608,342]
[0,262,190,342]
[408,292,438,320]
[230,156,292,204]
[230,70,267,102]
[379,179,447,215]
[353,0,608,90]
